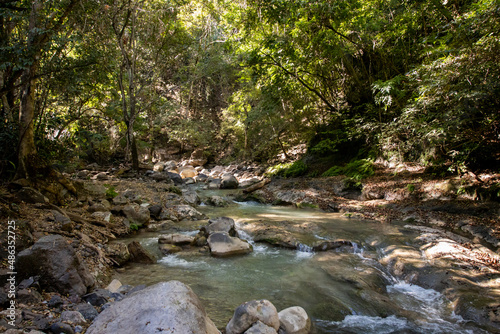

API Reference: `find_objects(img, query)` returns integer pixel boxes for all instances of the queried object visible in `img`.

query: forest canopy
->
[1,0,499,179]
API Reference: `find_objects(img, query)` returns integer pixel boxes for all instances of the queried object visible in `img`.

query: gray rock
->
[148,204,163,220]
[91,211,111,222]
[74,303,98,321]
[183,190,201,206]
[16,235,94,296]
[206,195,230,207]
[312,239,354,252]
[50,322,75,334]
[201,217,237,237]
[61,311,86,325]
[82,289,110,307]
[221,173,239,189]
[122,204,150,226]
[105,242,130,266]
[86,281,219,334]
[127,241,156,264]
[17,288,42,304]
[17,187,49,204]
[149,172,171,182]
[278,306,311,334]
[226,300,280,334]
[172,205,206,221]
[195,174,209,183]
[245,321,277,334]
[207,232,252,257]
[158,233,194,245]
[164,160,178,171]
[94,172,109,181]
[167,172,183,185]
[48,295,63,308]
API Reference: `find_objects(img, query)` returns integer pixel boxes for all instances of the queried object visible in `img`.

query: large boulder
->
[86,281,219,334]
[278,307,311,334]
[201,217,238,237]
[122,204,150,226]
[16,235,94,296]
[207,232,252,257]
[172,205,206,221]
[127,241,156,264]
[220,173,239,189]
[226,299,280,334]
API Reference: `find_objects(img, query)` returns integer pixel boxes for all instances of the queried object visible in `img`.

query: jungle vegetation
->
[1,0,499,180]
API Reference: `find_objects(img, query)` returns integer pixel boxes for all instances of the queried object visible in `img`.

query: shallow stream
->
[114,190,489,333]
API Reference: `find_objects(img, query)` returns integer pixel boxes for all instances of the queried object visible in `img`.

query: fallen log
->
[243,178,271,193]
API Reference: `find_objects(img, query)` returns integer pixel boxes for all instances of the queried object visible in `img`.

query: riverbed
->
[113,190,494,333]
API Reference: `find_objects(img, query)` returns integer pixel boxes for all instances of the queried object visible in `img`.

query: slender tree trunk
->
[15,1,42,180]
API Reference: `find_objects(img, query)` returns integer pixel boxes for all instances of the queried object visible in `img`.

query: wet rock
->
[16,187,49,204]
[239,177,261,189]
[86,281,219,334]
[105,242,130,266]
[207,177,221,189]
[61,310,86,325]
[159,244,182,255]
[278,306,311,334]
[158,233,194,245]
[183,190,201,206]
[146,220,173,232]
[127,241,156,264]
[312,239,354,252]
[207,232,252,257]
[253,230,299,249]
[221,173,239,189]
[16,235,94,296]
[206,195,230,207]
[226,299,280,334]
[122,204,150,226]
[172,204,206,221]
[201,217,237,237]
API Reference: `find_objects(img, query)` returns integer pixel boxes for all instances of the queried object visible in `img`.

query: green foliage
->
[104,185,118,199]
[322,159,375,181]
[266,160,308,178]
[407,184,416,193]
[129,224,140,231]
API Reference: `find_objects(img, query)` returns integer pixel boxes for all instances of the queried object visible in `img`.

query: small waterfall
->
[296,243,314,253]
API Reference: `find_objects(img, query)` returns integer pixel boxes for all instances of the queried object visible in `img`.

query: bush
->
[322,159,374,181]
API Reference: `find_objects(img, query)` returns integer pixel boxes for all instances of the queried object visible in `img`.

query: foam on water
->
[317,315,409,334]
[159,254,207,268]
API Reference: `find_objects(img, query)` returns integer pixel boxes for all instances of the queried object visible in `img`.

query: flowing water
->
[113,190,490,333]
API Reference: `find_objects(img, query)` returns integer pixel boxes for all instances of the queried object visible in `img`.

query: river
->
[113,189,491,333]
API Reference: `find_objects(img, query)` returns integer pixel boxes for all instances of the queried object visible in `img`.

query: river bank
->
[0,161,499,333]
